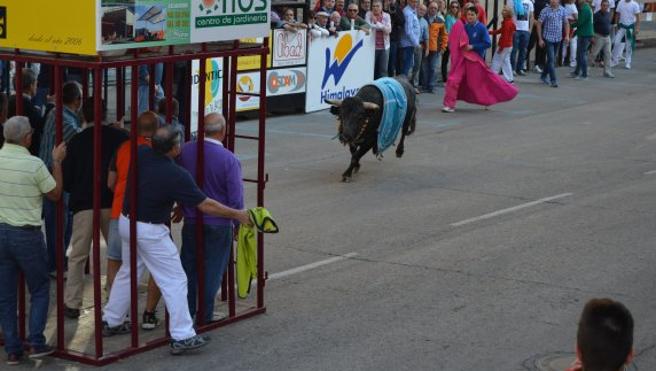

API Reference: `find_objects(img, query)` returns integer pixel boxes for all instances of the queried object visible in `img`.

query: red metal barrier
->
[0,41,269,366]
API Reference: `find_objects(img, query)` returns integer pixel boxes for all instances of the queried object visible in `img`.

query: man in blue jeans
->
[400,0,420,78]
[40,81,83,273]
[0,116,67,365]
[536,0,570,87]
[178,113,244,324]
[510,0,534,75]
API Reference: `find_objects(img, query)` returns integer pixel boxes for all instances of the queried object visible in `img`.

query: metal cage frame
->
[0,40,269,366]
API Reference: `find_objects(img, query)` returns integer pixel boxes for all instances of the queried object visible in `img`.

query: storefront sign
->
[272,29,307,67]
[305,31,375,112]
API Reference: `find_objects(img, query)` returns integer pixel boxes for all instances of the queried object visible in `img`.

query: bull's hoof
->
[342,176,352,183]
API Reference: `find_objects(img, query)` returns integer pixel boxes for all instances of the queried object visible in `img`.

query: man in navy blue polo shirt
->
[101,126,251,355]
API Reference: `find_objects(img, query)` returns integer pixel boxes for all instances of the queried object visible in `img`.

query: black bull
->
[326,76,417,182]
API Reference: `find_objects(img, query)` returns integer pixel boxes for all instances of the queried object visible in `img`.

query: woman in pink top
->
[366,0,392,79]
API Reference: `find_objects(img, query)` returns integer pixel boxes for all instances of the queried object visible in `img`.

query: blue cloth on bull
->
[371,77,407,155]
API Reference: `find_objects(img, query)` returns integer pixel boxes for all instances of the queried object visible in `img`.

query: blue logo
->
[321,34,364,89]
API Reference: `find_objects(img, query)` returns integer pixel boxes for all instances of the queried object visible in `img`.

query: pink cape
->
[443,20,518,108]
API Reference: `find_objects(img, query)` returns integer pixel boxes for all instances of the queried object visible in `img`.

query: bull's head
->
[326,97,379,145]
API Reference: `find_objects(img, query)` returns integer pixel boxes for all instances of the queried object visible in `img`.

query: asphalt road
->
[31,49,656,370]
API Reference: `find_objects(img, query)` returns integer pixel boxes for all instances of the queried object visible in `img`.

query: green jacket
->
[576,3,594,37]
[237,207,279,299]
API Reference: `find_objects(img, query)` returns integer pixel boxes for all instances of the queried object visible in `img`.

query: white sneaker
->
[442,106,455,113]
[533,65,543,73]
[569,61,577,68]
[624,64,631,70]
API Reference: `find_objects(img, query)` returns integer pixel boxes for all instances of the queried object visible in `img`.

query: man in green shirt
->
[0,116,66,365]
[571,0,594,79]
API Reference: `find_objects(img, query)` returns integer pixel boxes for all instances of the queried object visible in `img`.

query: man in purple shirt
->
[178,113,244,324]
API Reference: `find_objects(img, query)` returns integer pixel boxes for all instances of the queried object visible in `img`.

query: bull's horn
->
[363,102,380,110]
[325,99,342,107]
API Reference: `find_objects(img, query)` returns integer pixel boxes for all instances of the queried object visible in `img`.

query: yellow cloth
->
[237,207,278,299]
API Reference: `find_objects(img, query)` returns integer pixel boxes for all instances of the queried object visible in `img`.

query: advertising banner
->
[190,57,224,135]
[0,0,97,55]
[235,71,261,112]
[267,67,306,96]
[0,0,270,55]
[191,0,270,43]
[99,0,191,52]
[271,29,306,67]
[305,31,375,112]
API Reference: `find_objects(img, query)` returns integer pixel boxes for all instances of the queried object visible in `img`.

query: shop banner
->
[191,0,270,43]
[99,0,191,52]
[305,31,375,112]
[235,67,308,111]
[267,67,306,96]
[235,71,261,111]
[0,0,97,55]
[271,29,306,67]
[0,0,270,55]
[190,57,224,135]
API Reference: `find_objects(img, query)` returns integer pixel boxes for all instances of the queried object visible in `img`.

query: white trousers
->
[102,215,195,340]
[491,47,514,82]
[562,35,577,65]
[612,26,633,66]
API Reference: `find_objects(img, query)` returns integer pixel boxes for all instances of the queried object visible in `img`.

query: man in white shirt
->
[511,0,534,75]
[562,0,578,67]
[611,0,641,69]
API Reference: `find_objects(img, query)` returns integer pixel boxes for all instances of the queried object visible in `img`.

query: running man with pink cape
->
[442,18,519,112]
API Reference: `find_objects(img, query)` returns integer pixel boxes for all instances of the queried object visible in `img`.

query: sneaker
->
[102,321,131,337]
[64,306,80,319]
[569,61,577,68]
[441,106,455,113]
[516,70,526,76]
[603,72,615,78]
[609,61,618,68]
[574,76,588,81]
[212,311,228,322]
[6,353,22,366]
[29,345,55,359]
[141,310,160,330]
[533,65,543,73]
[551,82,559,88]
[624,64,631,70]
[170,334,210,355]
[540,76,550,85]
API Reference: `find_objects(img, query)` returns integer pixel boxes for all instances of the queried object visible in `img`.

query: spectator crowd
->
[271,0,642,95]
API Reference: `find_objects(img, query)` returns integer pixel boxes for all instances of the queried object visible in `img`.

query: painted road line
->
[450,193,573,227]
[268,252,358,280]
[644,170,656,175]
